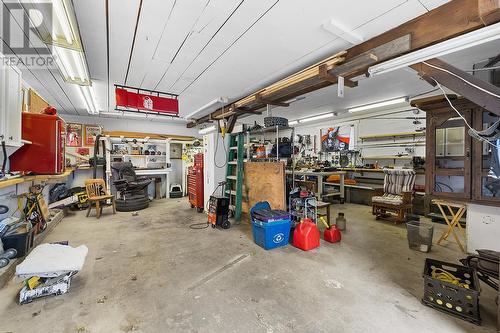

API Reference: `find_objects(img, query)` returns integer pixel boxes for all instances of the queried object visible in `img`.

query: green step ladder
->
[225,133,244,222]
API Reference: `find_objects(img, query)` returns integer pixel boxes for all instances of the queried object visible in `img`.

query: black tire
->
[116,200,149,212]
[116,197,149,206]
[196,207,204,213]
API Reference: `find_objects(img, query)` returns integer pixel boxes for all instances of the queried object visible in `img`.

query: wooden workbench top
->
[0,167,75,190]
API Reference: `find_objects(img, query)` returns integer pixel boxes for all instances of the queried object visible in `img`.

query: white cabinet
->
[0,54,22,147]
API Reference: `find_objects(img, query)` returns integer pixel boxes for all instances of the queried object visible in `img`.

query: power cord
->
[431,77,499,149]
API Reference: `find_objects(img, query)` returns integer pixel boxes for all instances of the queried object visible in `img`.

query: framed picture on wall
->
[84,125,102,146]
[320,126,352,152]
[66,123,83,147]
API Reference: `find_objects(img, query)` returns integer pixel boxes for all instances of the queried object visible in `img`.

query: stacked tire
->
[116,194,149,212]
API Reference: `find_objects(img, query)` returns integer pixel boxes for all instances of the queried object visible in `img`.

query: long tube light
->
[299,112,334,123]
[348,97,408,113]
[186,97,228,120]
[52,0,73,44]
[199,125,217,135]
[368,21,500,77]
[78,85,99,114]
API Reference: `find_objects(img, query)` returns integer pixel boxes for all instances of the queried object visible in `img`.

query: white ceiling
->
[6,0,489,122]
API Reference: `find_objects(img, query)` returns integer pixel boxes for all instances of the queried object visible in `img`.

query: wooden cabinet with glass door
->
[412,96,498,206]
[472,110,500,205]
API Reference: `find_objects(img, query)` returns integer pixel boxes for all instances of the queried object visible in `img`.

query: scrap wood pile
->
[15,243,88,304]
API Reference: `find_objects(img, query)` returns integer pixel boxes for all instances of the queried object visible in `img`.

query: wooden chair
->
[371,169,415,223]
[85,179,116,219]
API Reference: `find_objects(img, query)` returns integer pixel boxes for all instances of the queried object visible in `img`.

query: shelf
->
[0,167,76,190]
[361,155,415,160]
[248,126,293,134]
[359,131,425,140]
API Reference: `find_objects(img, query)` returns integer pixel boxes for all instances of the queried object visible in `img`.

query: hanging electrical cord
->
[430,77,499,149]
[214,102,228,169]
[467,65,500,73]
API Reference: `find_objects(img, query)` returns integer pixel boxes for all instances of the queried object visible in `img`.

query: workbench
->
[286,170,345,201]
[0,167,76,190]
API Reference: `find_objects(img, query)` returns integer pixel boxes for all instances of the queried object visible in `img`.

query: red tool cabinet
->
[10,113,66,174]
[188,153,204,212]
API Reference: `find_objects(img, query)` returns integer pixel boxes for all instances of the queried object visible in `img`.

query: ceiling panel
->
[174,0,411,116]
[417,0,451,11]
[74,0,107,81]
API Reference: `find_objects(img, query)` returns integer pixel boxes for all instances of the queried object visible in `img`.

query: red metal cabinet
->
[188,153,204,211]
[9,113,66,174]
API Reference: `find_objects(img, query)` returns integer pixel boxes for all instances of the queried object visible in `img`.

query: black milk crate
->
[422,258,481,325]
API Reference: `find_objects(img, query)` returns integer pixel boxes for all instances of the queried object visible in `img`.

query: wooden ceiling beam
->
[188,0,500,127]
[410,58,500,117]
[318,64,358,87]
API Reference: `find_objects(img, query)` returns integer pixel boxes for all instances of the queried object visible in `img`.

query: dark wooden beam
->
[226,114,238,134]
[410,58,500,117]
[479,0,500,24]
[318,64,358,87]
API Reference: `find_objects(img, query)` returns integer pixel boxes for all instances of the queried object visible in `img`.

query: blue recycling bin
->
[250,202,291,250]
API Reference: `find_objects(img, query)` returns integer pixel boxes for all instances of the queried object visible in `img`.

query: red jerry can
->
[324,225,342,243]
[292,218,320,251]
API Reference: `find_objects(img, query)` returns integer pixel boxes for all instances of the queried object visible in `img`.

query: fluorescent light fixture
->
[185,97,229,119]
[322,19,364,45]
[368,21,500,76]
[53,46,90,85]
[348,97,408,113]
[285,96,306,104]
[78,85,99,114]
[199,125,217,135]
[289,120,299,126]
[299,113,334,123]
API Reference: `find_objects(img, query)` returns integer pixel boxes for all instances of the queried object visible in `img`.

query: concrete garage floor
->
[0,200,497,333]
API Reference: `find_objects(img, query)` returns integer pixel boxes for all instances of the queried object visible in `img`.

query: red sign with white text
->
[115,88,179,115]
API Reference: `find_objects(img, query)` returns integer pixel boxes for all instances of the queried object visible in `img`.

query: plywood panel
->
[28,88,49,113]
[244,162,286,213]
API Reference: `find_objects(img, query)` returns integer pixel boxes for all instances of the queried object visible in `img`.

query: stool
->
[316,201,332,227]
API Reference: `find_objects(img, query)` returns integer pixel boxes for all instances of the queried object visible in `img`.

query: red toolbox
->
[188,153,204,212]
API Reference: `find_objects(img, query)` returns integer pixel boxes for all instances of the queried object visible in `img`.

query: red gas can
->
[324,225,342,243]
[292,219,320,251]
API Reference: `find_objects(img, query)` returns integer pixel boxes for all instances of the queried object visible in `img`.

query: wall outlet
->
[481,215,495,225]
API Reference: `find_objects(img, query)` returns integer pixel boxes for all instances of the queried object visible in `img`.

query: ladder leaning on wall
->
[225,133,244,222]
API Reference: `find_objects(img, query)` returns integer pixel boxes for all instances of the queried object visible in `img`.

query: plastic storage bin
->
[406,220,434,253]
[252,219,291,250]
[422,258,481,325]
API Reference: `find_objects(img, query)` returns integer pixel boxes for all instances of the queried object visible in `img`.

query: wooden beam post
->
[411,58,500,117]
[479,0,500,24]
[318,64,358,87]
[226,114,238,134]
